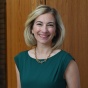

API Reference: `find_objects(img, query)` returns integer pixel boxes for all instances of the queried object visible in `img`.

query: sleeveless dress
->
[14,50,74,88]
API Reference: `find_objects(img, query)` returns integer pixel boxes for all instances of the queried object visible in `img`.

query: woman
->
[14,5,80,88]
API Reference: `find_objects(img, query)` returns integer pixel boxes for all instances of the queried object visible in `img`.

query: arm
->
[15,64,21,88]
[64,60,81,88]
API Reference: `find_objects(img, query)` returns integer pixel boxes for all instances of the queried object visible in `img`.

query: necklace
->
[35,48,52,64]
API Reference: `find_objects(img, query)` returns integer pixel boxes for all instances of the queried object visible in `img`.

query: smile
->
[39,34,50,38]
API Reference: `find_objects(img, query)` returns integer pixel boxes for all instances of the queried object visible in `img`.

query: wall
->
[6,0,88,88]
[0,0,6,88]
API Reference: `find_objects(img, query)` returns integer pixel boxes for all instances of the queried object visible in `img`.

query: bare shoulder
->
[15,64,21,88]
[65,60,81,88]
[65,60,79,77]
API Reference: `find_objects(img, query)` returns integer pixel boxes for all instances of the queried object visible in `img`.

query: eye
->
[36,23,42,26]
[47,24,54,27]
[49,24,54,26]
[37,23,42,25]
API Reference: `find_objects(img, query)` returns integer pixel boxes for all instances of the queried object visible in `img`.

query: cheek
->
[32,24,40,34]
[32,26,37,34]
[49,28,56,36]
[32,26,34,34]
[32,29,34,34]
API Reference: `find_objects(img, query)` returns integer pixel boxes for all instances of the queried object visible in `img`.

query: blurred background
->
[0,0,88,88]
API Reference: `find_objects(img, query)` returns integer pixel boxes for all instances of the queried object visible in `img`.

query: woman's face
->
[32,13,56,45]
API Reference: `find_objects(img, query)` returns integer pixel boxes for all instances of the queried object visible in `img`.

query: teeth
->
[39,34,49,38]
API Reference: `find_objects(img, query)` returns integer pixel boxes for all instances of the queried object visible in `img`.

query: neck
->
[36,44,52,54]
[35,45,53,63]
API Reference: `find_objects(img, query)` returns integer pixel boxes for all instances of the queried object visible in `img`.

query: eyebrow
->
[36,21,55,24]
[36,21,42,23]
[47,22,55,24]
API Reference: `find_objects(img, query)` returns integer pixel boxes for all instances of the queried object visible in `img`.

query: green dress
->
[14,50,74,88]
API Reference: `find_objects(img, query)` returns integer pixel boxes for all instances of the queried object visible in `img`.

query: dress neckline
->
[26,49,64,61]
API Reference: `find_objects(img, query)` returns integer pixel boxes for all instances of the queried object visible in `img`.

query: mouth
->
[39,34,50,38]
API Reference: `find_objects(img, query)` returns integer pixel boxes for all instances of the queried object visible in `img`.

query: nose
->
[41,25,48,32]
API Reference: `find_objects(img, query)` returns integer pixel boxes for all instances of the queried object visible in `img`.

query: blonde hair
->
[24,5,65,50]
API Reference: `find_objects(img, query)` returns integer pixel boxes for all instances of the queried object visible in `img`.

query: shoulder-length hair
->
[24,5,65,50]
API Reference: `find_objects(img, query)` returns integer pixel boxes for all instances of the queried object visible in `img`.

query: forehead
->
[35,13,55,23]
